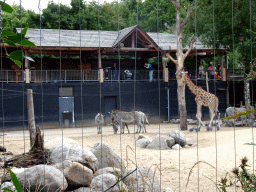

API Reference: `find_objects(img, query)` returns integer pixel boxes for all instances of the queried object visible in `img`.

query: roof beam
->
[119,47,153,51]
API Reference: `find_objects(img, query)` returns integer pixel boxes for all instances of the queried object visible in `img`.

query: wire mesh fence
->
[0,0,255,191]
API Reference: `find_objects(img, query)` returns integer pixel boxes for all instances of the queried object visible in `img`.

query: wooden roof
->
[15,25,226,57]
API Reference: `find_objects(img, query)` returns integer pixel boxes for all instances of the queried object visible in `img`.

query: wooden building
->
[4,25,227,83]
[0,25,228,129]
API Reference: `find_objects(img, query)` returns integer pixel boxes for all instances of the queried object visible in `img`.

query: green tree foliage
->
[184,0,256,71]
[41,1,73,29]
[1,1,36,67]
[1,0,183,32]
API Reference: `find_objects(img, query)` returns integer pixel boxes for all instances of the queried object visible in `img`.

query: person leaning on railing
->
[198,64,204,79]
[207,64,215,79]
[144,62,154,82]
[112,62,117,80]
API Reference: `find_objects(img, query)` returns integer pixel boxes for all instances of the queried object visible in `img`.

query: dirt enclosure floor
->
[1,123,256,192]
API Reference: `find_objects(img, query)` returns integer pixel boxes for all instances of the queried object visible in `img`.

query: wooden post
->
[27,89,36,148]
[25,50,30,69]
[164,68,169,82]
[25,68,30,83]
[99,68,104,83]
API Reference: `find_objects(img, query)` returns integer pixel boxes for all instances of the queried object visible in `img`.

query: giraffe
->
[182,72,220,131]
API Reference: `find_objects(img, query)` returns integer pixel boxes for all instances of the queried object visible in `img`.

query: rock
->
[172,144,182,150]
[186,138,194,146]
[170,119,180,124]
[50,143,98,172]
[124,166,160,192]
[53,159,72,171]
[44,137,79,152]
[69,187,95,192]
[1,182,17,192]
[164,187,173,192]
[90,142,123,169]
[12,165,68,192]
[94,167,122,178]
[135,138,150,148]
[0,152,15,162]
[91,173,127,192]
[137,134,152,142]
[146,134,170,150]
[64,161,93,188]
[169,130,186,146]
[166,137,175,148]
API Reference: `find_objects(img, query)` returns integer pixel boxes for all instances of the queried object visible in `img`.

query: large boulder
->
[63,161,93,188]
[164,187,173,192]
[124,166,160,192]
[146,134,170,150]
[70,188,95,192]
[137,134,153,142]
[186,138,195,146]
[90,142,123,169]
[53,159,72,171]
[166,137,175,148]
[135,138,151,148]
[94,167,122,178]
[91,173,127,192]
[172,144,182,150]
[1,182,17,192]
[50,143,98,172]
[169,130,186,146]
[44,137,79,152]
[12,165,68,192]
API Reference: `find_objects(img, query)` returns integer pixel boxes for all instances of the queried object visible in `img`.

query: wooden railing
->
[0,68,238,83]
[0,69,154,83]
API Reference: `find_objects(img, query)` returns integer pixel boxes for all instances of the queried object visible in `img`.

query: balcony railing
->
[0,70,25,83]
[0,69,154,83]
[0,68,236,83]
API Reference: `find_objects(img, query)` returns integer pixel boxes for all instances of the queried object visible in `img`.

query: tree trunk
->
[165,0,193,130]
[244,60,255,109]
[27,89,36,148]
[244,80,250,109]
[177,77,187,130]
[175,1,187,130]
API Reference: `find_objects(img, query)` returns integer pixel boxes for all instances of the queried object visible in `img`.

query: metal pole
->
[167,88,170,122]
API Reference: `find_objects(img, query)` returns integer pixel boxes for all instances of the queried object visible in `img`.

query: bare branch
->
[180,8,192,31]
[164,23,176,34]
[170,0,177,6]
[166,53,178,65]
[184,36,196,59]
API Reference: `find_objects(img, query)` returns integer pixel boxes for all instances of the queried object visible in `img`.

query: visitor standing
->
[198,64,204,79]
[112,62,117,80]
[144,63,154,82]
[207,64,215,79]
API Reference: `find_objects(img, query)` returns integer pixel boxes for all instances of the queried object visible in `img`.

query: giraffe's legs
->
[208,108,215,127]
[196,104,205,128]
[208,108,220,131]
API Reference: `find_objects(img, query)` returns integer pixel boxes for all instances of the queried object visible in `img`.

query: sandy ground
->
[1,123,256,192]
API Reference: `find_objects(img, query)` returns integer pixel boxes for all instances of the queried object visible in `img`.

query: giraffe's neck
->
[184,74,199,96]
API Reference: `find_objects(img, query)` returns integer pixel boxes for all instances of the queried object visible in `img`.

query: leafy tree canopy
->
[184,0,256,72]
